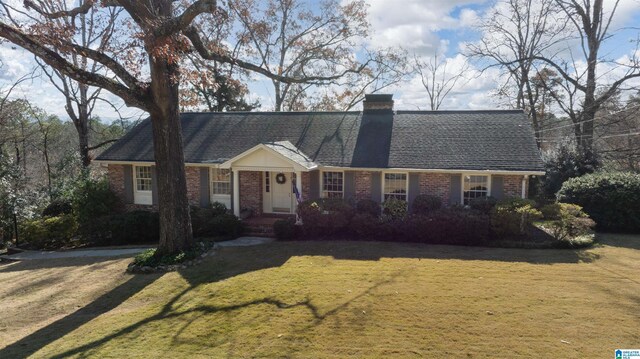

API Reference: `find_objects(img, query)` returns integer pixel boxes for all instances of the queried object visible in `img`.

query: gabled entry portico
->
[220,141,318,216]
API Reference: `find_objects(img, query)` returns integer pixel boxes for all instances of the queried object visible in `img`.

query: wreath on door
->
[275,172,287,184]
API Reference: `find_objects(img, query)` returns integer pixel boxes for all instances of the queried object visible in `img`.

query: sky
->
[1,0,640,121]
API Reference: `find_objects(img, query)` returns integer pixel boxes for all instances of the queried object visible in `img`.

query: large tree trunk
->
[148,56,194,256]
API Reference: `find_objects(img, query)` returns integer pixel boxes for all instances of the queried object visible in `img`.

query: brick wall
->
[239,171,262,215]
[419,173,451,205]
[503,175,524,198]
[354,171,372,201]
[185,166,201,206]
[108,164,126,202]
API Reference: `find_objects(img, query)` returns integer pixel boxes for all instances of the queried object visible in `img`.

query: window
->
[133,165,153,205]
[135,166,152,191]
[211,168,231,195]
[322,171,343,198]
[265,171,270,192]
[383,173,407,201]
[463,175,489,205]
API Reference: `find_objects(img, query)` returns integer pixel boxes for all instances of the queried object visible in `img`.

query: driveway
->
[0,247,153,261]
[0,237,274,261]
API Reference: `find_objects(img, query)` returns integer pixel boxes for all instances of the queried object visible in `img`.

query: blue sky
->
[1,0,640,120]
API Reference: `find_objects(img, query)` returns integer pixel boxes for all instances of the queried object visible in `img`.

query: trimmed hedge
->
[91,210,160,245]
[403,208,490,245]
[297,198,354,236]
[558,172,640,232]
[411,195,442,215]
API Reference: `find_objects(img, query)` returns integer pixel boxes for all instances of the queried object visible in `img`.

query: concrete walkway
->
[0,247,153,261]
[0,237,274,261]
[216,236,275,247]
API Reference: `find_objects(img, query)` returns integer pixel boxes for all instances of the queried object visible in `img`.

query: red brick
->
[503,175,525,199]
[185,166,201,206]
[419,173,451,205]
[108,164,126,202]
[354,171,372,201]
[239,171,263,215]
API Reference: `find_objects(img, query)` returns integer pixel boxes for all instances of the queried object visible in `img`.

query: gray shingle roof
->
[261,141,318,170]
[96,110,544,172]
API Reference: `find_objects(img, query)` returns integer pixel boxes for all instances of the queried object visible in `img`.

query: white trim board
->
[96,160,544,176]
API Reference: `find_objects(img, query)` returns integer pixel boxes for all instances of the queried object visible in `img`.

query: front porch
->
[226,141,317,217]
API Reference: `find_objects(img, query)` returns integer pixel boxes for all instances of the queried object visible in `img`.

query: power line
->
[538,131,640,143]
[535,104,640,134]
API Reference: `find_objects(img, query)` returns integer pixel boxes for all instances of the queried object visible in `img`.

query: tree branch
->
[23,0,95,19]
[185,26,368,84]
[0,23,149,109]
[155,0,217,37]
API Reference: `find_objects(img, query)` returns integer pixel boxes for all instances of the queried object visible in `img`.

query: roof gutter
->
[95,160,545,176]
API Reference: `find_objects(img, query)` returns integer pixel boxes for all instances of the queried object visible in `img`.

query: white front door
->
[271,172,292,213]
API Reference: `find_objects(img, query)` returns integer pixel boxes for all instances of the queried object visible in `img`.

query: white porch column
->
[295,170,302,202]
[233,169,240,216]
[521,175,528,199]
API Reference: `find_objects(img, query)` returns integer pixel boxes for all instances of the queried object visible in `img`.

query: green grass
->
[1,233,639,358]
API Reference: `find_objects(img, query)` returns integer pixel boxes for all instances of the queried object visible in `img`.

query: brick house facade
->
[108,163,533,215]
[98,94,544,218]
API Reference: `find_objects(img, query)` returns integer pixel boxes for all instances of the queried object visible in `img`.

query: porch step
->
[243,215,294,238]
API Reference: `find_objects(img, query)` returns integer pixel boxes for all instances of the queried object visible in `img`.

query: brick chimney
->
[362,94,394,112]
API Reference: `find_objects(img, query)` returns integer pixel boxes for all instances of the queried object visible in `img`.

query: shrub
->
[411,195,441,215]
[540,203,561,220]
[273,218,301,240]
[558,171,640,232]
[469,196,497,214]
[210,201,229,216]
[356,199,380,217]
[382,197,408,221]
[490,198,542,238]
[350,213,381,239]
[132,241,214,267]
[42,198,73,217]
[20,214,78,249]
[73,177,123,234]
[210,213,244,237]
[297,198,354,236]
[545,203,595,242]
[91,210,159,246]
[403,208,490,245]
[541,143,599,199]
[191,205,243,238]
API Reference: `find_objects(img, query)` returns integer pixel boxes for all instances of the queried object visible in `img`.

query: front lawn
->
[1,234,639,358]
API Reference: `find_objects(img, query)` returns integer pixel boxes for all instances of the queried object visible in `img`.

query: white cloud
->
[364,0,487,55]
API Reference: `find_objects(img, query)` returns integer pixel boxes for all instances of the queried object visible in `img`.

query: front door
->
[271,172,292,213]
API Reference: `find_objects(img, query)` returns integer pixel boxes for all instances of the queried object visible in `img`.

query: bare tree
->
[29,1,124,168]
[227,0,407,112]
[532,0,640,152]
[594,92,640,171]
[0,0,379,255]
[467,0,567,147]
[414,52,469,110]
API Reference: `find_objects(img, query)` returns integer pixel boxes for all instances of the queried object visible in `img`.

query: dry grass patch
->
[1,234,639,358]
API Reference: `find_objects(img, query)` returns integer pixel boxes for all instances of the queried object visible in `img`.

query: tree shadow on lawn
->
[15,261,402,359]
[0,240,601,357]
[0,255,137,272]
[265,240,601,265]
[595,233,640,250]
[0,272,161,358]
